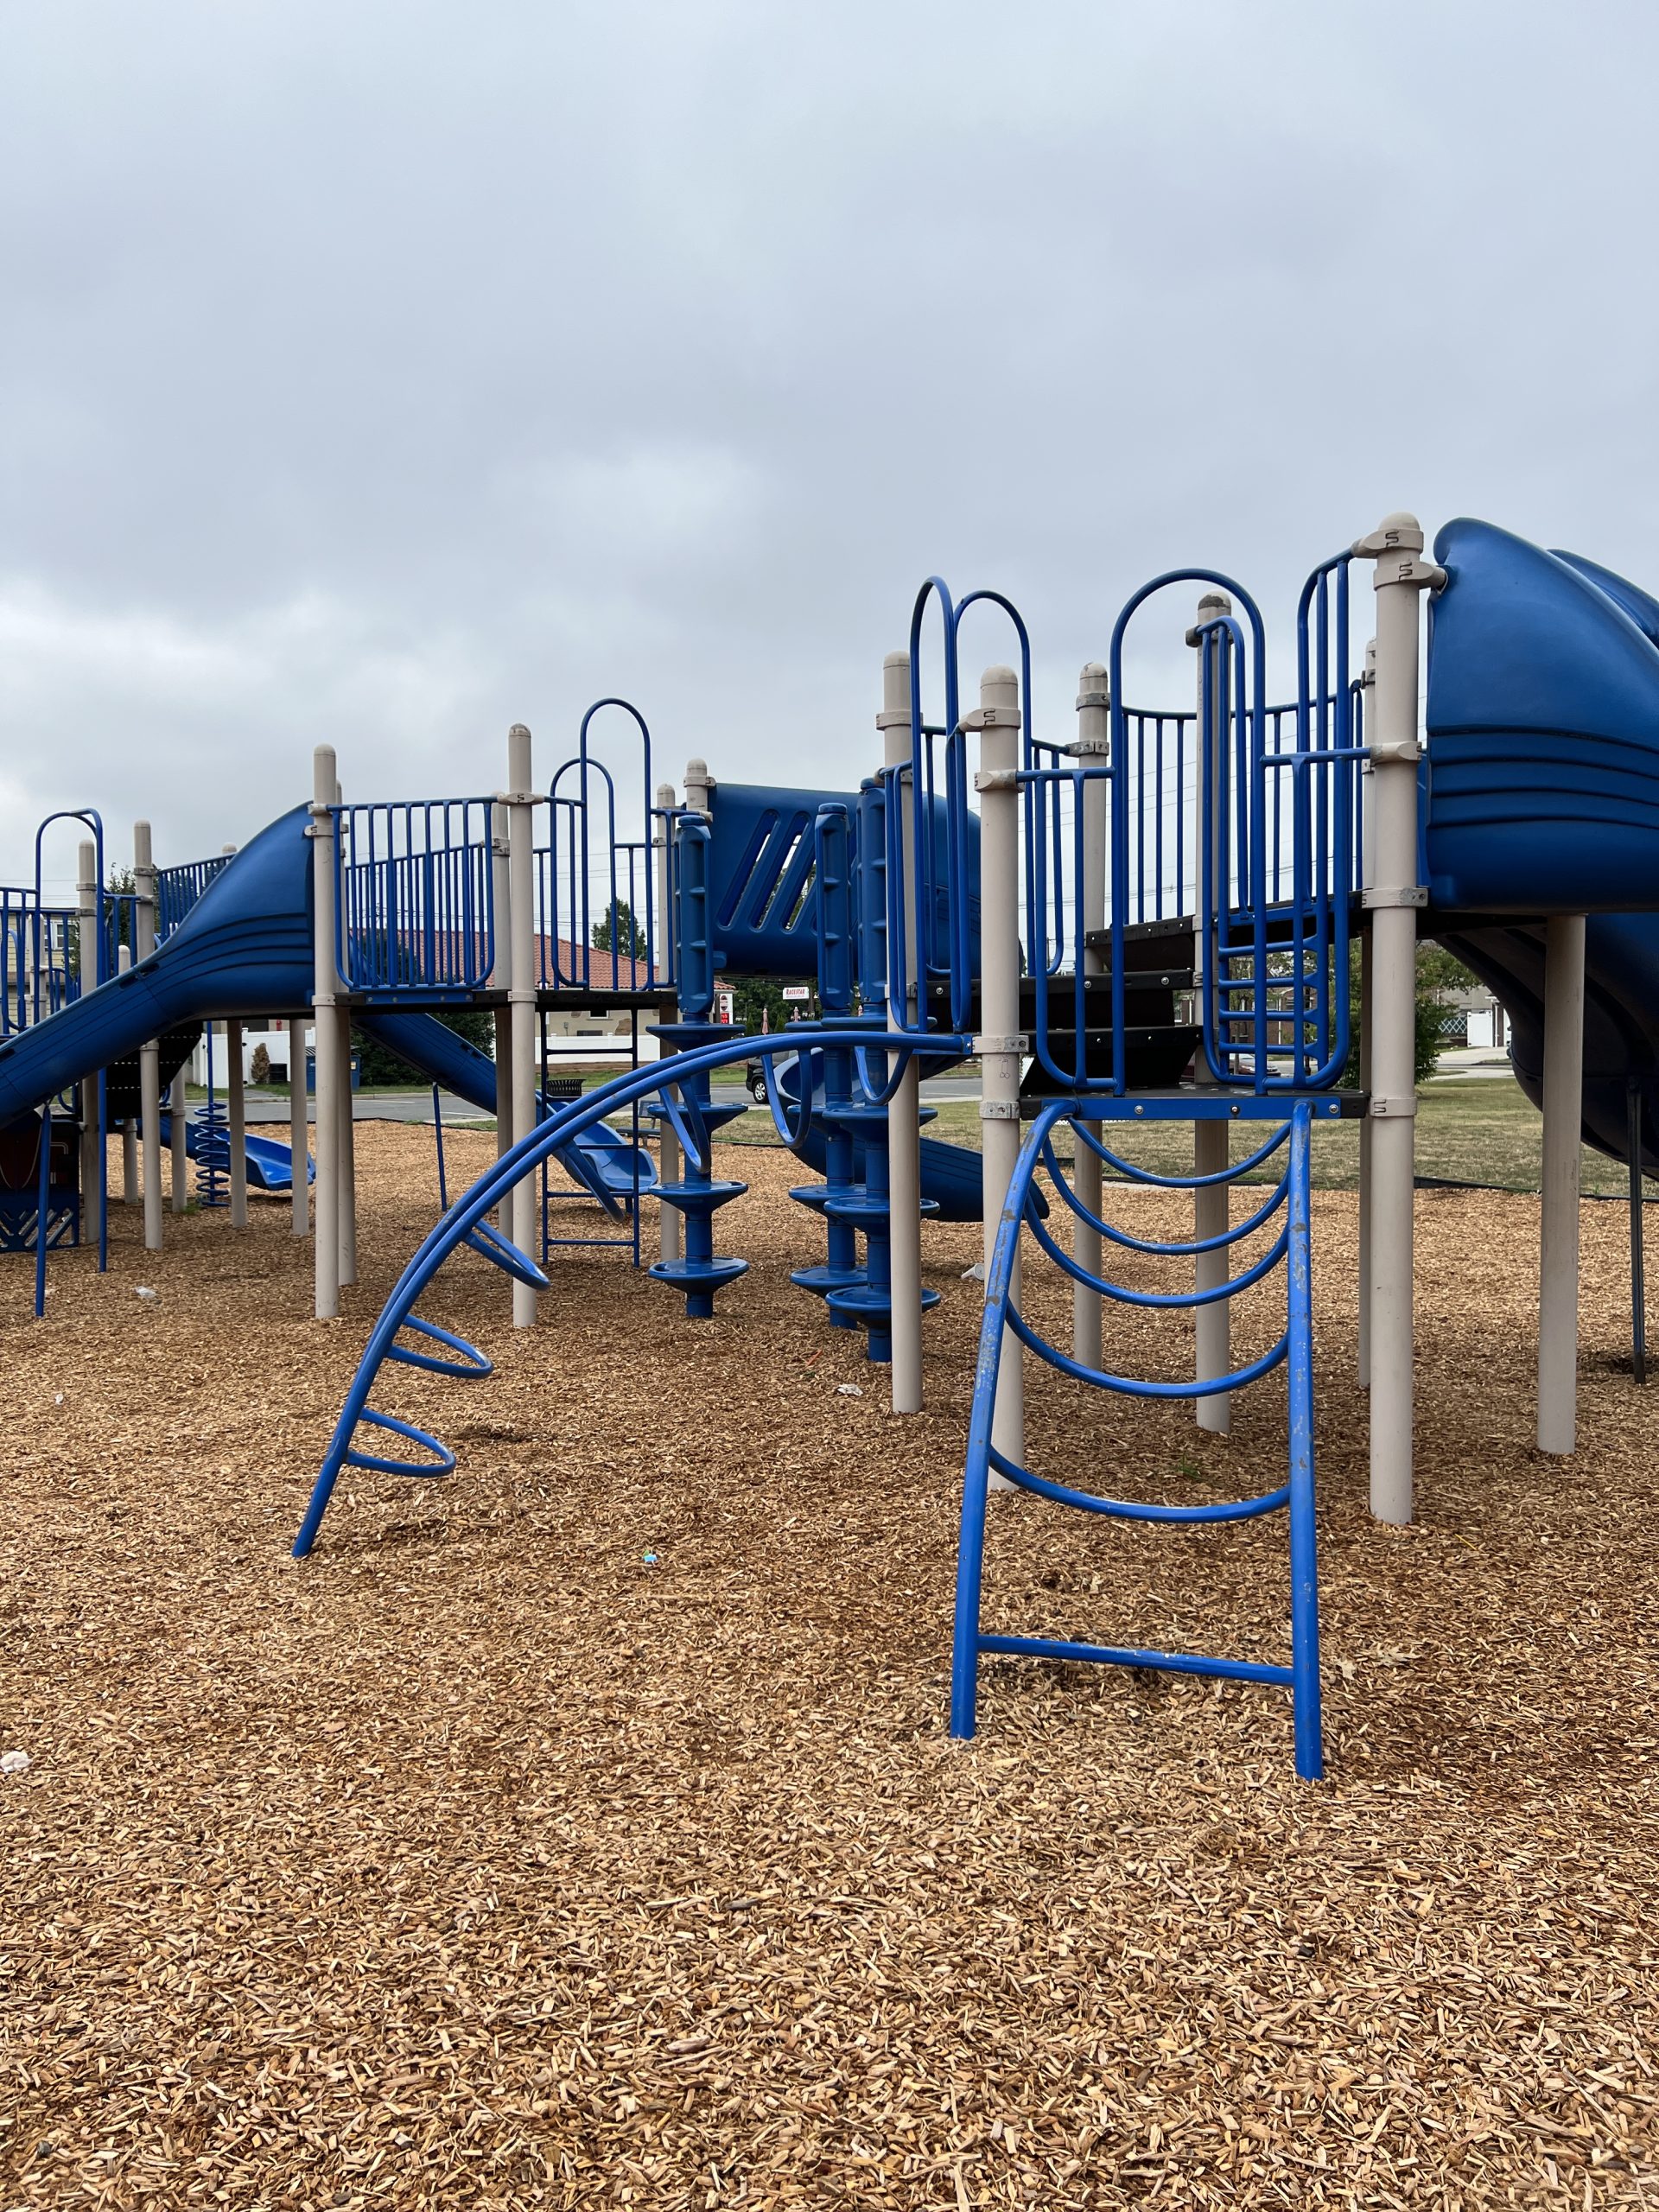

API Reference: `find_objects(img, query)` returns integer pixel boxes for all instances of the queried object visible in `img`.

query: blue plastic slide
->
[155,1110,316,1195]
[1424,521,1659,1174]
[353,1007,656,1216]
[0,800,994,1221]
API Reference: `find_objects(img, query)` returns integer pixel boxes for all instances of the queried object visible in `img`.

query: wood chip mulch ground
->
[3,1124,1657,2208]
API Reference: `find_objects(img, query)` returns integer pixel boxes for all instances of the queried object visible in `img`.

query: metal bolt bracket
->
[979,1099,1020,1122]
[874,708,912,731]
[974,768,1020,793]
[962,704,1022,731]
[1362,885,1428,910]
[1368,1095,1418,1118]
[1067,737,1109,759]
[973,1033,1029,1056]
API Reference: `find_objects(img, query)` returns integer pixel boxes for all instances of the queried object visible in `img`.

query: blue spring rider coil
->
[194,1026,229,1210]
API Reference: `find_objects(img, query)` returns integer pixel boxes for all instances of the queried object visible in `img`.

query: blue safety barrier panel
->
[335,799,495,999]
[156,855,233,944]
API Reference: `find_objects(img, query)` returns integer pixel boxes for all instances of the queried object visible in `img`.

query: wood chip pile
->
[3,1127,1656,2207]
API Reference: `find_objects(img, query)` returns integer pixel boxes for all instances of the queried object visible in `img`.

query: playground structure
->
[7,513,1659,1782]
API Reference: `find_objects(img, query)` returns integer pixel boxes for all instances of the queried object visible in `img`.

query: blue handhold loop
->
[464,1218,551,1291]
[1039,1132,1290,1255]
[1022,1188,1290,1309]
[651,1077,713,1175]
[1004,1294,1291,1398]
[384,1314,494,1380]
[852,1038,920,1109]
[1069,1113,1292,1189]
[988,1445,1292,1524]
[343,1408,456,1478]
[763,1046,817,1147]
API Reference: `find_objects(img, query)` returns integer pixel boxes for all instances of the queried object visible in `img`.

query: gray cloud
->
[3,0,1656,890]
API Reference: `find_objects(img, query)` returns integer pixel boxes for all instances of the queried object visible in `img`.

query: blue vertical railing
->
[156,855,232,943]
[334,800,495,997]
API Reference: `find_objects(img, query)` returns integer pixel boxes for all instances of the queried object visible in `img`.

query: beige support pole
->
[974,663,1024,1478]
[1539,913,1586,1454]
[1357,512,1442,1525]
[169,1065,188,1211]
[226,1018,248,1228]
[654,780,683,1268]
[1071,663,1109,1368]
[133,822,163,1251]
[508,723,538,1325]
[289,1016,309,1235]
[880,652,926,1414]
[311,746,340,1319]
[1192,595,1233,1433]
[77,841,101,1218]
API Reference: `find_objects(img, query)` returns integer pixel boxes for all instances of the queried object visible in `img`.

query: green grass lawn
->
[721,1074,1645,1198]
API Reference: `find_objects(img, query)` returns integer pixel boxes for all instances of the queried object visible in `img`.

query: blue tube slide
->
[1425,520,1659,1172]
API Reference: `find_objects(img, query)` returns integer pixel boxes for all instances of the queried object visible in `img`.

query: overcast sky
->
[3,1,1657,893]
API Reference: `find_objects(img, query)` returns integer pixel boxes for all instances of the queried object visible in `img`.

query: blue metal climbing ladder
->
[950,1093,1337,1780]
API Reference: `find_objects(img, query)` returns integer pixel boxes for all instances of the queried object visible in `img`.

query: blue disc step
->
[791,1260,867,1299]
[654,1178,748,1212]
[824,1192,940,1227]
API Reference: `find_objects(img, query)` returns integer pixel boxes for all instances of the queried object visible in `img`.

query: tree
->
[729,976,794,1034]
[1341,938,1481,1090]
[592,898,648,959]
[250,1042,271,1084]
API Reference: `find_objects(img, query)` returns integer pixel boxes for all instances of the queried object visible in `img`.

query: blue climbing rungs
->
[465,1218,550,1291]
[979,1633,1294,1689]
[343,1408,457,1479]
[385,1314,494,1380]
[951,1096,1323,1782]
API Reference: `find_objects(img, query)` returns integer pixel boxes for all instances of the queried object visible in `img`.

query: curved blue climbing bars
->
[541,698,664,994]
[950,1096,1324,1781]
[291,1023,966,1558]
[893,580,1033,1040]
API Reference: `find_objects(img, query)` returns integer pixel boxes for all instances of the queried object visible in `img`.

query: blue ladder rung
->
[343,1408,456,1478]
[384,1314,493,1379]
[979,1632,1294,1688]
